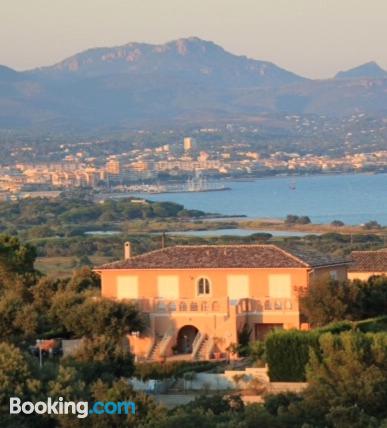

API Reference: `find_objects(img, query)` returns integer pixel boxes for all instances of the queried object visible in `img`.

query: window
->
[268,274,291,298]
[227,275,250,299]
[116,276,139,299]
[197,277,211,295]
[157,275,179,299]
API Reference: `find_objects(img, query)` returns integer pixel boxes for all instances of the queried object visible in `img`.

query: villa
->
[95,243,349,361]
[348,249,387,280]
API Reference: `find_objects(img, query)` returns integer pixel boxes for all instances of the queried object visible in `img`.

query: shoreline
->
[236,218,386,236]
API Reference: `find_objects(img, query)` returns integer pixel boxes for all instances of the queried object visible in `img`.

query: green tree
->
[48,289,86,336]
[305,332,387,425]
[331,220,345,227]
[285,215,299,225]
[363,220,382,230]
[48,365,87,401]
[49,289,144,338]
[300,278,358,327]
[70,335,134,381]
[68,266,100,292]
[355,276,387,319]
[89,378,164,428]
[0,291,38,340]
[76,297,144,338]
[46,365,89,428]
[0,234,37,276]
[0,342,40,406]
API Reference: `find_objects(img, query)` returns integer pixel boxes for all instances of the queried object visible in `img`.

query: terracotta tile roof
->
[96,244,350,270]
[350,249,387,272]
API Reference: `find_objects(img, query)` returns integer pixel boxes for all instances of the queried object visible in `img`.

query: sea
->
[130,173,386,226]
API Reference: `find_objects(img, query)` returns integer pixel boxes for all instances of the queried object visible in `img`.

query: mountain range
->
[0,37,386,130]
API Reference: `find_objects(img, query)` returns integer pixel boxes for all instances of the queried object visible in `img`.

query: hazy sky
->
[1,0,386,78]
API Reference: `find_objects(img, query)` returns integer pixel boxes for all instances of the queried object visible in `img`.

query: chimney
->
[124,241,131,260]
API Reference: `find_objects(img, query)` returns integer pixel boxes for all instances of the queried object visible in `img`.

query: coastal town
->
[0,133,386,199]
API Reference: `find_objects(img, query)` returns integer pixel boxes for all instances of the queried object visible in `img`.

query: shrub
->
[363,220,382,230]
[247,340,266,365]
[331,220,345,227]
[316,320,353,334]
[237,323,252,356]
[285,215,311,225]
[265,330,319,381]
[265,318,387,383]
[355,316,387,333]
[306,332,387,421]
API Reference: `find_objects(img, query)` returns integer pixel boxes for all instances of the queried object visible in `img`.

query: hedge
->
[265,317,387,381]
[316,316,387,335]
[265,330,319,381]
[355,316,387,333]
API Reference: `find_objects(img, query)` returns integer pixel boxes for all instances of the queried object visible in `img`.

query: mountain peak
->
[30,37,231,76]
[29,37,304,87]
[165,36,227,56]
[335,61,387,79]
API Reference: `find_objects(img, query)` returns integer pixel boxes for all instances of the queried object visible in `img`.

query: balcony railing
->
[124,297,298,314]
[235,298,298,314]
[152,298,229,314]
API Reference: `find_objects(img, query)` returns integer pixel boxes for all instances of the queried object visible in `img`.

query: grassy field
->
[35,256,114,276]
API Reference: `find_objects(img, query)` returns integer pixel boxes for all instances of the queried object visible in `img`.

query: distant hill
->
[335,61,387,80]
[0,65,19,81]
[30,37,305,87]
[0,38,386,130]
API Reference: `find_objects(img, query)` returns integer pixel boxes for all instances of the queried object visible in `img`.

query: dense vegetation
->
[0,195,208,238]
[264,313,387,382]
[300,275,387,326]
[0,196,385,277]
[1,234,387,427]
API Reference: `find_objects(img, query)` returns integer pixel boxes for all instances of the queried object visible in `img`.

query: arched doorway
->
[176,325,199,354]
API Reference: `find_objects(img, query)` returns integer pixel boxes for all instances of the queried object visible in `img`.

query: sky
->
[0,0,386,78]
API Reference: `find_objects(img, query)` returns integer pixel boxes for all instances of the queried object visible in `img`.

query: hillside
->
[0,38,386,130]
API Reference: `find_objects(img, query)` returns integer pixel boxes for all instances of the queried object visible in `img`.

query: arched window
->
[197,277,211,296]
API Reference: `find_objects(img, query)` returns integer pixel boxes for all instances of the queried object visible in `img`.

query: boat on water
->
[149,186,231,194]
[289,178,297,190]
[150,171,231,194]
[98,172,231,195]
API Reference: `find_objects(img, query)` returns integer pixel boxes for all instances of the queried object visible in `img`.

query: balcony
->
[125,297,298,315]
[235,298,298,314]
[151,298,229,314]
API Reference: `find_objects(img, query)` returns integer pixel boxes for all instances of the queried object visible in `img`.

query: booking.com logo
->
[10,397,136,419]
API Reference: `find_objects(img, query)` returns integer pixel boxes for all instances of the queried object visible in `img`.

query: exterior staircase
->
[147,327,175,361]
[147,335,163,361]
[193,335,210,361]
